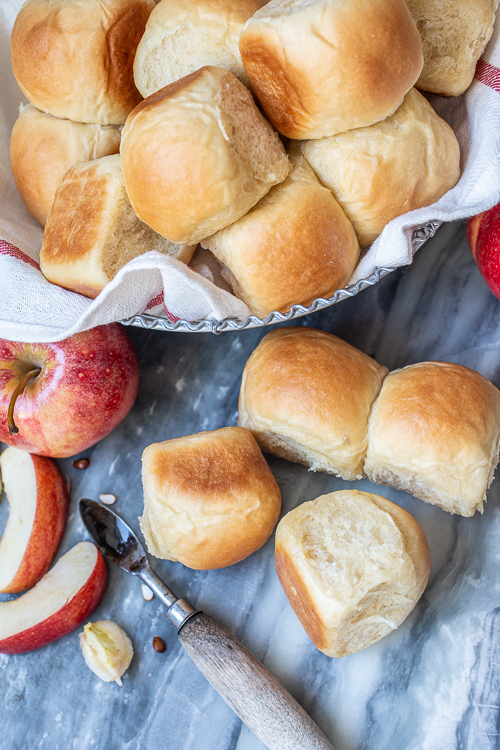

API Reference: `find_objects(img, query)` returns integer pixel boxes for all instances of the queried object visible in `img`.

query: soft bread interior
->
[405,0,498,96]
[215,76,290,189]
[275,490,430,657]
[99,189,192,279]
[134,0,267,96]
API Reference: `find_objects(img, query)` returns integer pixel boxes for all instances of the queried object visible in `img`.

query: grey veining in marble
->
[2,220,500,750]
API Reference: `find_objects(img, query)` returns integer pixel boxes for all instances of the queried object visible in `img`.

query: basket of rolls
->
[1,0,499,340]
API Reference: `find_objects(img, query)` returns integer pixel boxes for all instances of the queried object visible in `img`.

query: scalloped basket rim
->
[122,221,442,335]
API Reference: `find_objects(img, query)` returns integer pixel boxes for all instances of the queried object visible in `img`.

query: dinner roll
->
[201,153,359,317]
[11,0,154,125]
[40,155,195,299]
[10,105,121,227]
[365,362,500,516]
[238,328,388,480]
[239,0,423,139]
[299,89,461,247]
[405,0,498,97]
[275,490,430,657]
[134,0,268,97]
[140,427,281,570]
[121,67,290,245]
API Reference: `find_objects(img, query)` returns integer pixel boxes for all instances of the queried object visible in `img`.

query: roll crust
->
[201,154,360,316]
[11,0,154,125]
[134,0,268,97]
[40,155,194,299]
[239,0,423,139]
[299,88,461,247]
[140,427,282,570]
[405,0,498,97]
[364,362,500,516]
[238,328,388,480]
[10,105,121,227]
[121,66,290,245]
[275,490,431,657]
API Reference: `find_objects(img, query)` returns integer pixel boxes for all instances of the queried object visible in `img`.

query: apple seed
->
[73,458,90,470]
[153,636,166,653]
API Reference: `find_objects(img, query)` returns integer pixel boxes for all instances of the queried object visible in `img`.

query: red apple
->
[0,447,68,593]
[0,541,107,654]
[0,323,139,457]
[468,202,500,299]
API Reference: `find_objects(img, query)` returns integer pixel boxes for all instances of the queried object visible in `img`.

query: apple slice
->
[0,447,69,593]
[0,541,107,655]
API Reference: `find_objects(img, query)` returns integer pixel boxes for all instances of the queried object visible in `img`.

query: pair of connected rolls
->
[239,327,500,517]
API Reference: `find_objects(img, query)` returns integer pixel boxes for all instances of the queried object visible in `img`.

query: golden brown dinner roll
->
[10,105,121,227]
[121,67,290,245]
[299,89,461,247]
[365,362,500,516]
[405,0,498,97]
[140,427,281,570]
[40,155,195,299]
[201,153,359,317]
[239,0,423,139]
[238,328,388,480]
[11,0,154,125]
[275,490,430,657]
[134,0,268,97]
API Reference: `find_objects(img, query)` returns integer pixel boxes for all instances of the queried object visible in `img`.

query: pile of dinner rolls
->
[10,0,496,315]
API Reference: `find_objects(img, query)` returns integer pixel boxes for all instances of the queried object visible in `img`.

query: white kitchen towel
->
[1,0,500,342]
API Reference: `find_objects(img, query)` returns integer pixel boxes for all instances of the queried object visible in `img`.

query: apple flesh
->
[0,447,68,593]
[467,202,500,299]
[0,541,107,655]
[0,323,139,457]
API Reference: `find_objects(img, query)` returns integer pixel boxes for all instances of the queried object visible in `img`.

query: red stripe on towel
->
[0,240,40,269]
[164,308,180,323]
[145,291,180,322]
[146,291,164,310]
[475,59,500,93]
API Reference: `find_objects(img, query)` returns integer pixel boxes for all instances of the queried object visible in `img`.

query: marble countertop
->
[2,220,500,750]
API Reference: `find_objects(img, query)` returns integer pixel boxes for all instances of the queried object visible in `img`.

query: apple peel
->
[0,447,69,593]
[0,541,107,655]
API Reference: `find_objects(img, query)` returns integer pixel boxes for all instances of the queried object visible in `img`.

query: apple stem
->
[8,368,42,435]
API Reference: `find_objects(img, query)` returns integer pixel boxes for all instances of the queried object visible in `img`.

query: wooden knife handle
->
[178,613,335,750]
